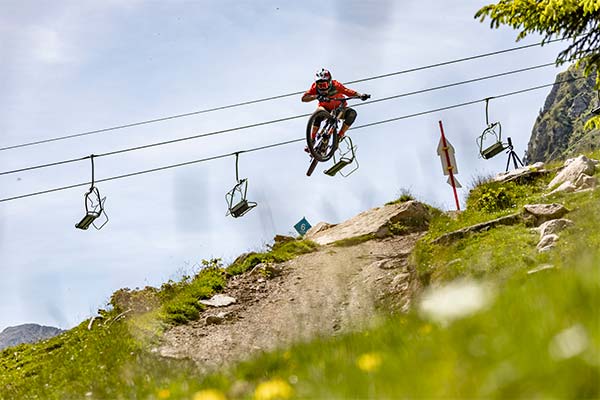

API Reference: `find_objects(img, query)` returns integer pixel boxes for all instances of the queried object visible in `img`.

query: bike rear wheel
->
[306,109,339,162]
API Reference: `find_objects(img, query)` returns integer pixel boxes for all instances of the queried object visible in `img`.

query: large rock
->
[548,155,596,190]
[199,294,237,307]
[537,234,559,252]
[493,162,546,183]
[305,201,430,245]
[523,203,569,227]
[305,222,336,238]
[534,219,573,239]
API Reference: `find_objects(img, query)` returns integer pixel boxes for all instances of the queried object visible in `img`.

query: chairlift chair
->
[75,186,108,230]
[477,98,506,160]
[76,155,109,230]
[225,153,257,218]
[324,136,359,177]
[226,178,257,218]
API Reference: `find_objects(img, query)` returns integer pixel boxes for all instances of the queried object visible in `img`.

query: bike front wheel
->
[306,109,339,162]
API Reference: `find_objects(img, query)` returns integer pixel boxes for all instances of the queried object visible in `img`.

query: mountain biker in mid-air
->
[301,68,370,153]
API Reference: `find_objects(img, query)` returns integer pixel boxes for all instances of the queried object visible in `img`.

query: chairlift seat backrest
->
[481,141,506,160]
[75,211,100,230]
[230,199,256,218]
[324,157,352,176]
[324,135,359,177]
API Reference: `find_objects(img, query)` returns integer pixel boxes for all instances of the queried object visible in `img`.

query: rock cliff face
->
[0,324,64,350]
[526,65,599,163]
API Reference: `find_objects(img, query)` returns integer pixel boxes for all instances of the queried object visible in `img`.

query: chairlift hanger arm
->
[484,97,496,126]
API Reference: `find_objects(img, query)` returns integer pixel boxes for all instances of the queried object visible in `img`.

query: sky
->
[0,0,571,331]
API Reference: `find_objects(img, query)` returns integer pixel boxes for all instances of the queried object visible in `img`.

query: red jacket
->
[304,80,358,111]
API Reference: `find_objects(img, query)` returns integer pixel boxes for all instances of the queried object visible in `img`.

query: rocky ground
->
[158,232,424,372]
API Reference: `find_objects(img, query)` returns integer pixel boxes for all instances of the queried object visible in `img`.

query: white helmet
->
[315,68,332,92]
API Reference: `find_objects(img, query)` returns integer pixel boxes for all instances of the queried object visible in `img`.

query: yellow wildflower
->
[419,324,432,335]
[157,389,171,399]
[193,389,227,400]
[254,378,293,400]
[356,352,382,372]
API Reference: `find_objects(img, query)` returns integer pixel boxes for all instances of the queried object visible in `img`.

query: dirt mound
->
[158,233,423,372]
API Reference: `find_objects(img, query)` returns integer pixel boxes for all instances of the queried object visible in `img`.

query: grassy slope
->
[1,154,599,399]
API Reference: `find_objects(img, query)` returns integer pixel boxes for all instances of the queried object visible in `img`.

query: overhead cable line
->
[0,38,569,152]
[0,76,584,204]
[0,61,562,177]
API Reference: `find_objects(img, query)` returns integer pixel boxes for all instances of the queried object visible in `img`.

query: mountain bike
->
[305,95,370,176]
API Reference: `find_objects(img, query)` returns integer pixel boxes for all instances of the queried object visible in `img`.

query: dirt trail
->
[158,233,423,371]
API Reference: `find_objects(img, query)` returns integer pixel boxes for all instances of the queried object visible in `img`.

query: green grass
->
[331,233,375,247]
[0,313,199,400]
[226,239,318,276]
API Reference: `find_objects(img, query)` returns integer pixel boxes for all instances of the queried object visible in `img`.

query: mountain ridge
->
[526,63,599,163]
[0,323,64,351]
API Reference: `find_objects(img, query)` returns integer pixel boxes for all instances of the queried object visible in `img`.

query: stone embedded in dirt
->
[205,315,225,325]
[547,181,577,196]
[574,173,597,191]
[534,219,573,239]
[391,273,410,287]
[205,311,233,325]
[537,234,559,252]
[199,294,237,307]
[523,203,569,227]
[263,264,284,277]
[305,201,431,245]
[432,213,521,245]
[548,155,596,190]
[369,259,391,270]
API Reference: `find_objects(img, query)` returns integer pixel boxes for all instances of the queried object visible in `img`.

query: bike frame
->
[321,95,362,129]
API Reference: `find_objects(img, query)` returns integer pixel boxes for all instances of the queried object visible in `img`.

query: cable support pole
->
[0,38,569,152]
[0,61,563,177]
[0,76,585,204]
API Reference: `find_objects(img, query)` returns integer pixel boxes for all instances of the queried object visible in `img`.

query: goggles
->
[316,80,330,91]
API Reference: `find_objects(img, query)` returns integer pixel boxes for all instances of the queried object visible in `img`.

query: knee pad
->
[344,108,357,125]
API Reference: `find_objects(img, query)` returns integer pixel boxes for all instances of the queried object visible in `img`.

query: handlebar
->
[318,94,371,102]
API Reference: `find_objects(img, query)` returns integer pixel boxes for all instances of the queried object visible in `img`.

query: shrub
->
[226,239,318,275]
[466,181,529,213]
[386,188,415,205]
[159,261,227,325]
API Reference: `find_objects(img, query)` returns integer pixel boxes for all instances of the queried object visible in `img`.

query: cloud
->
[29,27,70,65]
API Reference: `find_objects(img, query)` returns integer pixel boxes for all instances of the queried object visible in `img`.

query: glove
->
[360,93,371,101]
[317,94,328,102]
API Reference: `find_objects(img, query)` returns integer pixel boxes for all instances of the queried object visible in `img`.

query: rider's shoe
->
[304,145,310,153]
